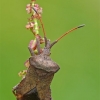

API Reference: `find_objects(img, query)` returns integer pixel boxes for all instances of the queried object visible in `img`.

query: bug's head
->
[42,38,52,56]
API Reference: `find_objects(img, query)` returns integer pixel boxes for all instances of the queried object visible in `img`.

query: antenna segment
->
[33,8,46,37]
[56,24,85,42]
[50,24,85,48]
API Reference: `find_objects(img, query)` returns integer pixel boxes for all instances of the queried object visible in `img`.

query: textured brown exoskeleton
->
[13,36,60,100]
[12,7,85,100]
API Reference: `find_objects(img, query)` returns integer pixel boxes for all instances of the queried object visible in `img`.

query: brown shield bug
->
[12,7,85,100]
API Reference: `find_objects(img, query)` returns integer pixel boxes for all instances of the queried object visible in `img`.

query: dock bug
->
[12,7,85,100]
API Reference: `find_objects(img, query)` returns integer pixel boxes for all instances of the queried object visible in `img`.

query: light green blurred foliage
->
[0,0,99,100]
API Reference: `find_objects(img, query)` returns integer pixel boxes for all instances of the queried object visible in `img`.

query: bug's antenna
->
[33,7,47,47]
[56,24,85,42]
[50,24,85,48]
[33,8,46,37]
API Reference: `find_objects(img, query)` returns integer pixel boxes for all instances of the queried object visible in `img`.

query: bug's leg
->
[12,89,16,95]
[36,37,41,54]
[28,46,35,56]
[12,85,17,95]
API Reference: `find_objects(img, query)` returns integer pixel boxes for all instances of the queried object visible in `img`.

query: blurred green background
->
[0,0,99,100]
